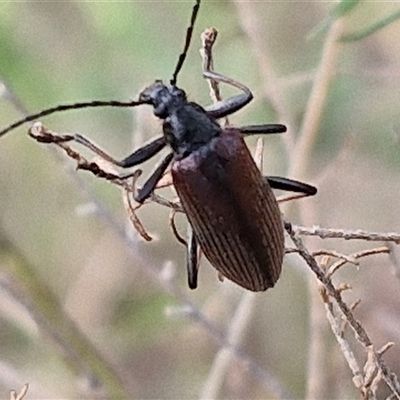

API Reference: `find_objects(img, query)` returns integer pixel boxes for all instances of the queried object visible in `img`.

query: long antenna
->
[0,100,142,138]
[170,0,201,86]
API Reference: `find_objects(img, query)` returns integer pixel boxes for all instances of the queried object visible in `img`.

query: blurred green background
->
[1,1,400,399]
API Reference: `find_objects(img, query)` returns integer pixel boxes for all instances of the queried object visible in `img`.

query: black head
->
[139,81,187,119]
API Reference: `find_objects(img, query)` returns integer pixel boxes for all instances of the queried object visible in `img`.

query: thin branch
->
[328,247,390,277]
[292,225,400,244]
[288,229,400,398]
[9,384,29,400]
[122,175,153,242]
[312,249,358,265]
[320,291,365,395]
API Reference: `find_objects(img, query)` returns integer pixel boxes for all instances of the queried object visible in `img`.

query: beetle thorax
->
[139,80,222,158]
[163,103,223,158]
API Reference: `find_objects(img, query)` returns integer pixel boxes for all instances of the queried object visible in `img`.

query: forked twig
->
[288,229,400,398]
[327,246,390,277]
[9,384,29,400]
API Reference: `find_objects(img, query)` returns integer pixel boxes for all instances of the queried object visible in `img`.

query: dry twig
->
[288,229,400,399]
[9,384,29,400]
[292,225,400,244]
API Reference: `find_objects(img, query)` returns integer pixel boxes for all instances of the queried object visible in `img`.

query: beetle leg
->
[135,153,174,203]
[74,134,166,168]
[265,176,317,196]
[203,71,253,119]
[187,225,199,289]
[119,136,166,167]
[69,132,170,202]
[238,124,287,135]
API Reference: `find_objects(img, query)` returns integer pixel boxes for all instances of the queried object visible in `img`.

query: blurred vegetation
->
[1,1,400,399]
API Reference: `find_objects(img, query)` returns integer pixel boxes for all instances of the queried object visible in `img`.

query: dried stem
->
[9,384,29,400]
[292,224,400,243]
[327,247,390,277]
[288,229,400,398]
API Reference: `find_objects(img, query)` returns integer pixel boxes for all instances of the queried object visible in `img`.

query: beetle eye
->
[163,119,172,133]
[169,86,186,101]
[154,103,168,118]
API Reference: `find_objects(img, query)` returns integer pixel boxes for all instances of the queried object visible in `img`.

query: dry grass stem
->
[328,247,390,277]
[312,249,358,265]
[289,230,400,398]
[169,209,187,246]
[9,384,29,400]
[292,224,400,243]
[122,178,153,242]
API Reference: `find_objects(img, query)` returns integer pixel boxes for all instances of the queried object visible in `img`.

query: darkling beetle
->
[0,0,316,291]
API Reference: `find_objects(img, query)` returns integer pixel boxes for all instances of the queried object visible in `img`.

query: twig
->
[200,29,223,104]
[122,174,153,242]
[387,243,400,279]
[320,290,365,395]
[291,224,400,244]
[312,249,358,265]
[328,247,390,277]
[9,384,29,400]
[169,209,187,246]
[288,229,400,398]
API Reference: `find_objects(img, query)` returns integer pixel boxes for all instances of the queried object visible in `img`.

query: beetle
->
[0,0,316,291]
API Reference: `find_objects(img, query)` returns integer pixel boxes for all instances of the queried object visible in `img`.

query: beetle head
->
[139,80,187,119]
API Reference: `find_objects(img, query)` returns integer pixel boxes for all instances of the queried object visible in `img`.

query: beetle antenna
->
[0,99,143,138]
[170,0,201,86]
